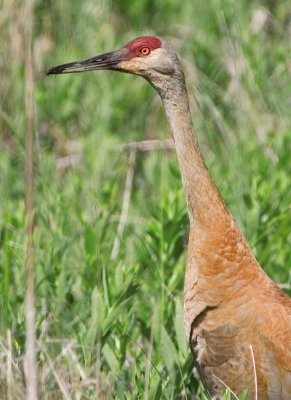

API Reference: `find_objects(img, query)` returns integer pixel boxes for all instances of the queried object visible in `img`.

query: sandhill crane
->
[47,36,291,399]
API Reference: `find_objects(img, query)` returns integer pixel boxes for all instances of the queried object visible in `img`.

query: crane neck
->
[159,74,229,227]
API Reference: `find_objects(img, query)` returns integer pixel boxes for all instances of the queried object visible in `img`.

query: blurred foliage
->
[0,0,290,398]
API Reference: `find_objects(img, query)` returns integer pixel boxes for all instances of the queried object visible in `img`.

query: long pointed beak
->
[46,48,129,75]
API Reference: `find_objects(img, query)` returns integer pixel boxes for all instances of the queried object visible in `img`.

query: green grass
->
[0,0,290,398]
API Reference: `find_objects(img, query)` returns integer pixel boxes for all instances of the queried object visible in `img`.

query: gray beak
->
[46,48,129,75]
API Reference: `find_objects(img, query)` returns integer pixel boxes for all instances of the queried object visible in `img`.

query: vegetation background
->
[0,0,290,398]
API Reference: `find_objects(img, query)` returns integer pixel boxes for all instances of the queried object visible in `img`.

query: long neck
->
[160,75,229,227]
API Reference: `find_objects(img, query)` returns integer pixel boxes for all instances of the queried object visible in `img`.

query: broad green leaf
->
[103,343,120,376]
[160,325,178,372]
[174,297,187,357]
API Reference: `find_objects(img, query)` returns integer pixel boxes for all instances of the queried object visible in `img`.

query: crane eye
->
[139,46,151,56]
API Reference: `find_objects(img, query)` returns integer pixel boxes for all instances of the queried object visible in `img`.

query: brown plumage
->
[47,36,291,399]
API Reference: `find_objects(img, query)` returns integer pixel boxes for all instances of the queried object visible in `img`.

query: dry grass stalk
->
[121,138,175,152]
[6,329,13,399]
[96,339,102,399]
[111,148,136,260]
[55,154,82,171]
[24,0,38,398]
[249,344,258,400]
[45,353,73,400]
[212,374,239,400]
[278,283,291,290]
[111,138,175,260]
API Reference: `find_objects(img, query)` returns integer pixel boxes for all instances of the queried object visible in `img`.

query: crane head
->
[47,36,183,94]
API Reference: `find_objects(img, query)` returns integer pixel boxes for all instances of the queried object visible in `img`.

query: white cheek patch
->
[149,50,175,75]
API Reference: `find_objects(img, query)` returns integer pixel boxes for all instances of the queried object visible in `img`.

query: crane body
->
[47,36,291,399]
